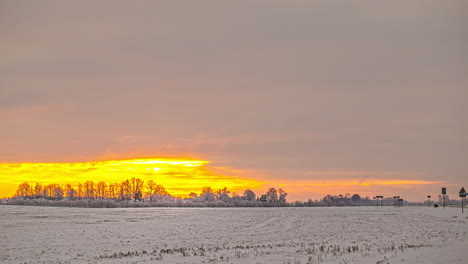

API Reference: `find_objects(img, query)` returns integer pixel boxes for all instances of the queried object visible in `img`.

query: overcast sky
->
[1,1,467,200]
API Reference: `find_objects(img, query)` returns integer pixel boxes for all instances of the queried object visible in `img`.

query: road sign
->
[460,187,466,198]
[460,188,466,214]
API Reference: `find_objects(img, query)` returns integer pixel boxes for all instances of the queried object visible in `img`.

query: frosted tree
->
[200,186,216,202]
[266,187,278,203]
[216,187,231,203]
[243,189,256,201]
[351,194,361,205]
[278,188,288,203]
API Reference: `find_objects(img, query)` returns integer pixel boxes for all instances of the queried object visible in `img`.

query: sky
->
[1,0,467,201]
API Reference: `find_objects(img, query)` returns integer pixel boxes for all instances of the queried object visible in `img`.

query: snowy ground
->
[0,206,467,264]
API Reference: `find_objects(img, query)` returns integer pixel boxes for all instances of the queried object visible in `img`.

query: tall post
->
[459,187,466,214]
[442,188,447,209]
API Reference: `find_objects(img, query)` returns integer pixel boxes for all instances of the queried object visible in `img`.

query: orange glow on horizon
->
[276,179,442,187]
[0,158,444,201]
[270,178,442,200]
[0,158,264,198]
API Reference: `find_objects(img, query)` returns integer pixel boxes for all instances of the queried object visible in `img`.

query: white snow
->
[0,206,467,263]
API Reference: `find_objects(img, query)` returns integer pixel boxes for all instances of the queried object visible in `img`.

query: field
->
[0,206,467,264]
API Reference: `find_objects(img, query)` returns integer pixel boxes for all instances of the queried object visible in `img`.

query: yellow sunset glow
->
[0,158,264,198]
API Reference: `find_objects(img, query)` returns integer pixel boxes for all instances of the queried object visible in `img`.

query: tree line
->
[10,178,289,207]
[5,179,396,208]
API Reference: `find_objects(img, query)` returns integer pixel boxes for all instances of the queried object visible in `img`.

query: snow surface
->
[0,206,467,263]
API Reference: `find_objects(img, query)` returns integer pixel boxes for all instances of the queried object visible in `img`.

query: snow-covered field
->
[0,206,467,264]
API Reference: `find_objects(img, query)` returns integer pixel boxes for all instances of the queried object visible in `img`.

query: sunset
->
[1,0,467,263]
[1,158,443,201]
[0,158,264,198]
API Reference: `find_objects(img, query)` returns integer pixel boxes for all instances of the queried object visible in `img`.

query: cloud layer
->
[1,1,467,200]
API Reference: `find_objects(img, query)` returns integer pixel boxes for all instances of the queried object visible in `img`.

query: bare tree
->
[34,183,43,198]
[84,181,95,199]
[130,177,144,201]
[145,180,157,201]
[14,182,33,198]
[77,183,83,199]
[44,184,54,198]
[120,180,131,200]
[189,192,198,200]
[52,184,64,200]
[96,181,107,199]
[108,183,118,199]
[65,184,76,199]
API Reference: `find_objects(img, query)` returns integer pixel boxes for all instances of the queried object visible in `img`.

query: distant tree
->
[278,188,288,203]
[65,184,76,199]
[14,182,33,198]
[145,180,157,201]
[216,187,231,203]
[200,186,216,202]
[34,183,43,198]
[438,194,450,205]
[77,183,84,199]
[153,184,168,196]
[189,192,198,199]
[243,189,256,201]
[84,181,95,199]
[108,183,118,199]
[44,184,55,198]
[351,194,361,205]
[52,184,64,200]
[130,177,144,201]
[120,180,131,200]
[96,181,107,199]
[323,194,333,206]
[266,187,278,203]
